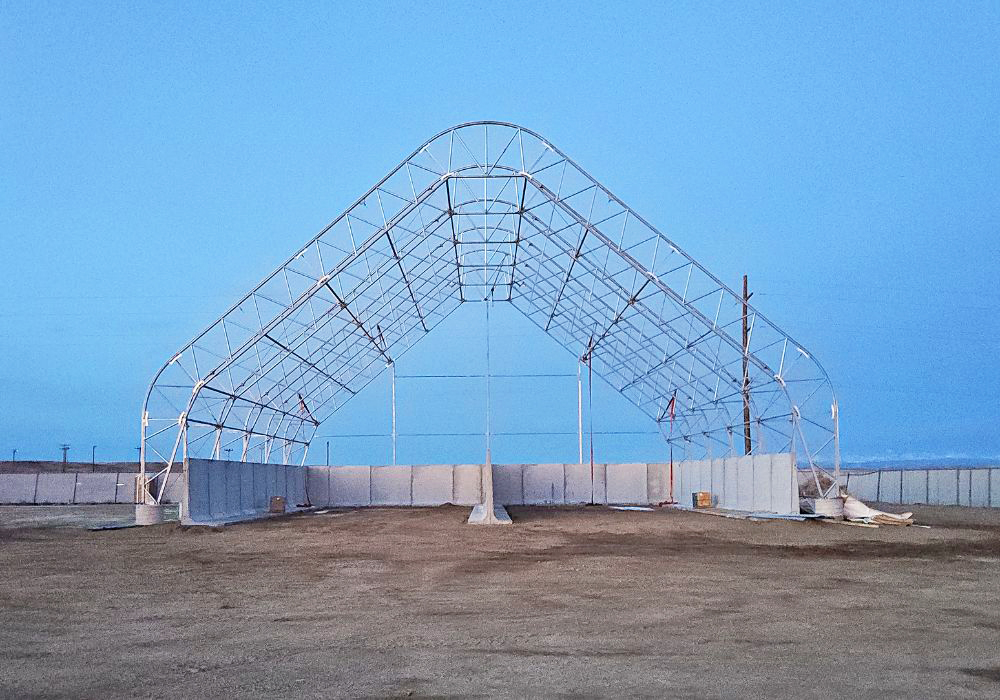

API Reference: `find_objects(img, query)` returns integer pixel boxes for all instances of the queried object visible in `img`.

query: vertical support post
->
[469,292,501,524]
[742,274,753,455]
[588,348,595,503]
[139,412,149,504]
[577,362,583,464]
[391,361,397,466]
[832,400,841,484]
[325,440,330,466]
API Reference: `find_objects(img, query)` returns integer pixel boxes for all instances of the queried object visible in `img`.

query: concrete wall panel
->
[523,463,564,505]
[991,469,1000,508]
[878,470,902,504]
[0,474,38,504]
[224,462,242,516]
[902,469,927,504]
[162,473,183,504]
[592,463,608,504]
[288,466,306,507]
[329,466,371,507]
[452,464,481,505]
[563,463,593,504]
[185,459,305,524]
[239,465,255,514]
[928,469,958,506]
[73,473,118,504]
[958,469,972,507]
[647,463,669,504]
[115,473,136,503]
[206,464,226,519]
[371,466,412,506]
[847,472,879,502]
[733,456,753,511]
[969,469,989,507]
[710,459,726,506]
[493,464,523,505]
[606,463,647,504]
[769,453,797,514]
[306,466,330,506]
[187,461,211,517]
[34,473,76,504]
[411,464,454,506]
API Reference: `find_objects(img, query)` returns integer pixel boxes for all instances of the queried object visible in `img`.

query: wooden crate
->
[268,496,286,514]
[692,491,712,508]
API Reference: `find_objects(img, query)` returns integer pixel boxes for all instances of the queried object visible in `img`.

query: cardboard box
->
[269,496,286,513]
[692,491,712,508]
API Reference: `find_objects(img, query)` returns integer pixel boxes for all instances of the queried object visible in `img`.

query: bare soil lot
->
[2,504,999,698]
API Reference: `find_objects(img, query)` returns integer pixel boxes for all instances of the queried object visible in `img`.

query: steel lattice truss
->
[140,122,839,501]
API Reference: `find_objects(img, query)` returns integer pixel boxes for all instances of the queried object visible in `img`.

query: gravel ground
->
[1,504,999,698]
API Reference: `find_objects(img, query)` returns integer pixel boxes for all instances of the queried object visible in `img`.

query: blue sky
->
[1,1,998,464]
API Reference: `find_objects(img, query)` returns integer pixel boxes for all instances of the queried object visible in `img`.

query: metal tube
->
[391,362,397,466]
[577,362,583,464]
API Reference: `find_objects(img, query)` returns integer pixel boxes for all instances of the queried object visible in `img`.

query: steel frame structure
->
[139,121,840,503]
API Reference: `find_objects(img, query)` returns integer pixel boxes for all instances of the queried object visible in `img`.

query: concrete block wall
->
[673,453,799,514]
[183,458,307,525]
[0,471,176,505]
[841,467,999,507]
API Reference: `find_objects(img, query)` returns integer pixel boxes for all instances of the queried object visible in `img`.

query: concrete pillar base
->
[135,503,168,525]
[467,504,512,525]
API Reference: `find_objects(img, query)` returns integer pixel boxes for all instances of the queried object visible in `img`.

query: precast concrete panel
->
[902,470,928,504]
[287,467,306,507]
[0,474,38,504]
[563,463,594,504]
[736,456,755,511]
[849,472,879,502]
[710,459,726,506]
[523,463,564,504]
[115,473,137,503]
[878,470,902,504]
[647,463,669,504]
[606,463,647,504]
[239,465,255,514]
[991,470,1000,507]
[969,469,989,507]
[958,469,972,506]
[208,463,228,519]
[252,463,271,510]
[73,473,118,504]
[411,465,454,505]
[592,463,608,504]
[34,473,77,504]
[929,469,958,505]
[187,461,211,519]
[751,456,771,510]
[329,466,371,506]
[163,473,184,504]
[770,453,798,514]
[452,465,481,505]
[493,464,523,505]
[722,458,739,510]
[768,455,789,512]
[224,462,242,516]
[307,466,331,506]
[372,466,412,505]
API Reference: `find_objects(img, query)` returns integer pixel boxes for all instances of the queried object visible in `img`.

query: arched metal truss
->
[139,121,840,502]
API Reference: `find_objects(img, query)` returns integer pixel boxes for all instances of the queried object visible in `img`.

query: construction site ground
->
[1,503,998,698]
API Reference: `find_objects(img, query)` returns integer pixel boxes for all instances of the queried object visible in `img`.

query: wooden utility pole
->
[741,275,753,455]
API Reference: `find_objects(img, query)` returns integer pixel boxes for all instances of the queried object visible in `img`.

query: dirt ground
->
[1,504,999,699]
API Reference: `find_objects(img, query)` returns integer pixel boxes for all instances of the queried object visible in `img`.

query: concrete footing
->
[135,503,168,525]
[467,504,512,525]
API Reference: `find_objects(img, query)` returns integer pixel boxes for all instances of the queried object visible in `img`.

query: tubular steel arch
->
[139,122,840,503]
